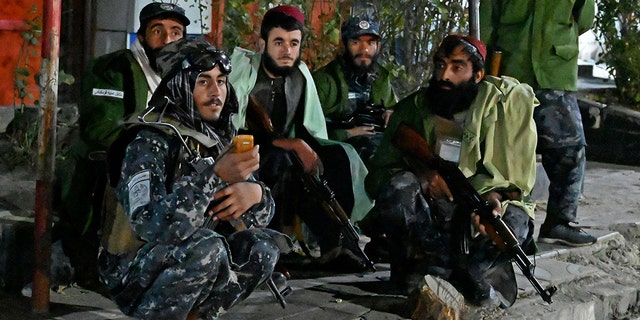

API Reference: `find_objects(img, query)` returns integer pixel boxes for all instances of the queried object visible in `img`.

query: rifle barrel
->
[246,95,376,271]
[392,123,557,304]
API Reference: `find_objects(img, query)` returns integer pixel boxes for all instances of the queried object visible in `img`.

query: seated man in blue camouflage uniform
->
[361,35,539,308]
[98,38,284,320]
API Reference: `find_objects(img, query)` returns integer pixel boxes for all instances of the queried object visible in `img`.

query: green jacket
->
[480,0,595,91]
[78,49,153,156]
[312,58,398,141]
[228,47,374,222]
[55,48,155,235]
[366,76,539,217]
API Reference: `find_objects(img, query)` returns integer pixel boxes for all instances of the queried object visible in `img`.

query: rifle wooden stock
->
[392,123,556,304]
[245,96,376,271]
[489,50,502,77]
[246,95,277,138]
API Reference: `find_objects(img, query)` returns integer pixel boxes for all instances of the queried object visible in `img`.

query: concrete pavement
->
[1,226,636,319]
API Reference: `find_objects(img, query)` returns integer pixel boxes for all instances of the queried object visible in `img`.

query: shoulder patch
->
[93,88,124,99]
[127,170,151,214]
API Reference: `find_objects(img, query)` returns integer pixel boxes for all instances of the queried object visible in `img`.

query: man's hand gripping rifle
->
[245,96,376,271]
[392,123,557,304]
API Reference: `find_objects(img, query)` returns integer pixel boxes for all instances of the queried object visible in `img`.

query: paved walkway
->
[0,228,633,319]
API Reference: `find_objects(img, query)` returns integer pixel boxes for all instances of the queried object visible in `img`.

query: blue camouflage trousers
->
[98,228,279,320]
[361,171,533,298]
[534,89,586,225]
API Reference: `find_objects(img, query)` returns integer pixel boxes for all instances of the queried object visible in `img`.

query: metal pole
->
[468,0,480,39]
[32,0,61,314]
[208,0,225,48]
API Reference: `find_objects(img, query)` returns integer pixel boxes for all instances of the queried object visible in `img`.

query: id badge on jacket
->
[433,115,464,164]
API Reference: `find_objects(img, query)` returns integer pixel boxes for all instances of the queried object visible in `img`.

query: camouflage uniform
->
[55,3,191,286]
[365,171,532,301]
[99,129,279,320]
[98,38,283,320]
[534,89,586,225]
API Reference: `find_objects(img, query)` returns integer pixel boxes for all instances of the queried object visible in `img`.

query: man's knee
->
[183,230,228,266]
[502,205,533,244]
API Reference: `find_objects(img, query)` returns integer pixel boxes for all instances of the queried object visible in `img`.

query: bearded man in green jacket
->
[312,15,397,166]
[55,2,190,287]
[360,35,539,307]
[480,0,597,247]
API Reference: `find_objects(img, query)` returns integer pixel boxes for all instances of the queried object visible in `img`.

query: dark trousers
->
[361,171,534,297]
[258,142,354,253]
[533,89,586,226]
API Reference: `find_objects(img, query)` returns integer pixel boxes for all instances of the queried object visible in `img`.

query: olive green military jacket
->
[366,76,539,217]
[480,0,595,91]
[312,58,398,141]
[78,49,152,156]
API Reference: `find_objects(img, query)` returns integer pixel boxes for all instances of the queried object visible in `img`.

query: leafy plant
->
[13,5,41,110]
[4,6,42,168]
[594,0,640,109]
[217,0,343,69]
[374,0,467,97]
[179,0,210,33]
[4,5,76,168]
[212,0,467,99]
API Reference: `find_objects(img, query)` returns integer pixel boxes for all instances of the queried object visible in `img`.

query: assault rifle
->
[245,96,376,271]
[392,123,557,304]
[326,102,387,132]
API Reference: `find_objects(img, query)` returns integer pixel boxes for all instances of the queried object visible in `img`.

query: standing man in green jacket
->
[480,0,597,246]
[55,2,190,288]
[312,15,397,166]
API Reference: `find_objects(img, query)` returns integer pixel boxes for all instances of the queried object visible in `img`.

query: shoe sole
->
[538,237,597,247]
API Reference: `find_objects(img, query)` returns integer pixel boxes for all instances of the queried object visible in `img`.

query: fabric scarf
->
[148,68,238,151]
[131,38,162,101]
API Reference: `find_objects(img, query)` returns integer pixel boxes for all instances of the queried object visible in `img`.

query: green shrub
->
[205,0,467,99]
[594,0,640,109]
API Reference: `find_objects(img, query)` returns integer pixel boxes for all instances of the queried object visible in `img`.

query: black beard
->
[262,51,301,77]
[141,41,162,72]
[425,77,480,119]
[343,50,378,75]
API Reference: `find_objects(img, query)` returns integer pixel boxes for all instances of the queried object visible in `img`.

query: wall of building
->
[0,0,43,108]
[92,0,212,57]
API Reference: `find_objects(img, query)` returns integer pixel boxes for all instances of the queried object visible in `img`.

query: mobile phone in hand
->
[233,135,254,153]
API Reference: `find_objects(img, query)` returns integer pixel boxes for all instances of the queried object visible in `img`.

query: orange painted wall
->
[0,0,43,107]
